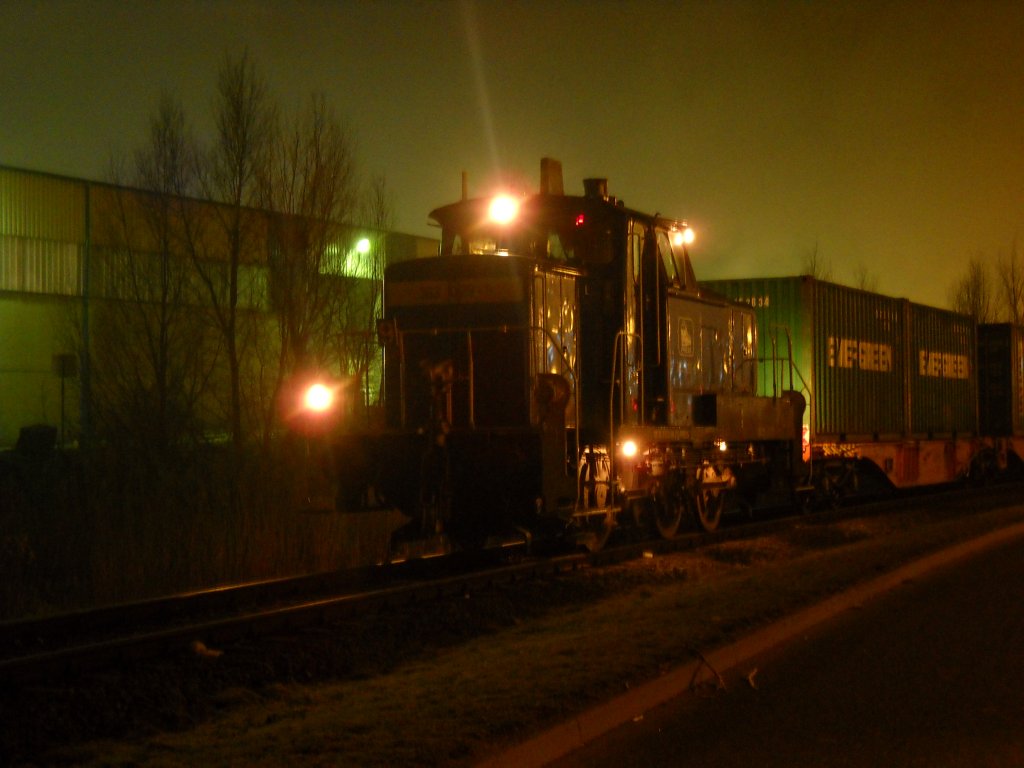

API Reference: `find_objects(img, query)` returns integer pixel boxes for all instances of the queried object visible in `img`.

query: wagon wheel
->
[968,448,997,486]
[817,464,846,511]
[653,480,685,540]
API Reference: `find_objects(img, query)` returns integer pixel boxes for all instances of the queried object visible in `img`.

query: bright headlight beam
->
[673,227,695,247]
[304,383,334,412]
[488,195,519,225]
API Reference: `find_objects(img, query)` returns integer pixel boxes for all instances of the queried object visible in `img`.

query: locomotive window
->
[656,229,680,286]
[545,230,574,261]
[670,237,693,289]
[443,231,461,255]
[471,235,508,256]
[442,227,511,257]
[446,232,495,256]
[629,221,645,283]
[444,224,579,261]
[741,312,755,358]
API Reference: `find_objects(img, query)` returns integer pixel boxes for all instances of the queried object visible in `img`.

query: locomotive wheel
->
[582,510,614,552]
[695,487,724,533]
[653,482,685,540]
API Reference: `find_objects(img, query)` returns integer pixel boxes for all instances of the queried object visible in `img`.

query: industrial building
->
[0,165,437,449]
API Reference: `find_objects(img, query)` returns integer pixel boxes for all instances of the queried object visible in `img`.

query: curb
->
[478,519,1024,768]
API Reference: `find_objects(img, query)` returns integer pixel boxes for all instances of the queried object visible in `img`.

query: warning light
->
[575,213,586,227]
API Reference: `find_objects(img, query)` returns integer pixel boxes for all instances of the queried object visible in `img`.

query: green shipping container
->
[701,276,977,442]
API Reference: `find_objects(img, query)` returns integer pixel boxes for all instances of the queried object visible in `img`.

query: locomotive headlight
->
[283,376,344,436]
[303,382,335,413]
[488,194,520,225]
[672,226,695,247]
[621,439,639,459]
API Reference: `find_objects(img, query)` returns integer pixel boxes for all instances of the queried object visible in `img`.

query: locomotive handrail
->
[610,330,643,495]
[335,329,382,411]
[758,325,809,400]
[761,324,815,476]
[765,325,811,403]
[611,330,643,429]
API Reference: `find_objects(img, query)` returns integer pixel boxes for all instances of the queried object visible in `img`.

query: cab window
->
[629,221,645,283]
[544,230,574,261]
[656,229,680,286]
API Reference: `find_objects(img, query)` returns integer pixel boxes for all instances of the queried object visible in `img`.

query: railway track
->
[2,481,1018,686]
[0,549,592,685]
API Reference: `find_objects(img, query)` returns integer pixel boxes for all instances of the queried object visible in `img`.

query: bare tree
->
[996,239,1024,324]
[851,262,879,293]
[801,241,833,281]
[91,95,212,456]
[256,93,361,440]
[349,174,393,413]
[947,255,995,322]
[187,50,276,447]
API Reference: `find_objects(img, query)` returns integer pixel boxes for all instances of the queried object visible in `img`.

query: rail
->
[7,480,1002,687]
[0,551,591,685]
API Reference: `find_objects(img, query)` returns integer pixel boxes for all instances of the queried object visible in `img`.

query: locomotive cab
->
[340,159,804,556]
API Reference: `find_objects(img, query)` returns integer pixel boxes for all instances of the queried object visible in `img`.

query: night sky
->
[2,0,1022,308]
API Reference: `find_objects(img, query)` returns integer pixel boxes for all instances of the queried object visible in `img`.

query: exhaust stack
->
[540,157,564,195]
[583,178,609,199]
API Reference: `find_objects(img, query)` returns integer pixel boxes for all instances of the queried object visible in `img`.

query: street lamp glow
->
[355,237,371,254]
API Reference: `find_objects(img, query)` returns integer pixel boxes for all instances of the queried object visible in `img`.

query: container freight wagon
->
[701,276,982,492]
[978,323,1024,474]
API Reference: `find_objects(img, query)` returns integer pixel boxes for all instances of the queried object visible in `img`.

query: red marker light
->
[575,213,586,227]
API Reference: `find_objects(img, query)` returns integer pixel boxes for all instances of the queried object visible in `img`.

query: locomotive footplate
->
[388,528,533,563]
[388,532,455,562]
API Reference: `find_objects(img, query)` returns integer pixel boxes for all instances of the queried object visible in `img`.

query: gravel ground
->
[3,495,1022,767]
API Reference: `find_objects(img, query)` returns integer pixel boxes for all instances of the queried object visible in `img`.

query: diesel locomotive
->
[333,159,807,555]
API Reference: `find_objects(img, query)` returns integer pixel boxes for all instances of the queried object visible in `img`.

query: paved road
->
[549,535,1024,767]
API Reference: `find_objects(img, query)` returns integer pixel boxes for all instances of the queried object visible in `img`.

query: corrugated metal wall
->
[811,279,905,439]
[0,165,439,447]
[0,169,86,446]
[908,303,977,437]
[1,168,86,296]
[0,236,81,295]
[0,295,80,448]
[0,167,85,242]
